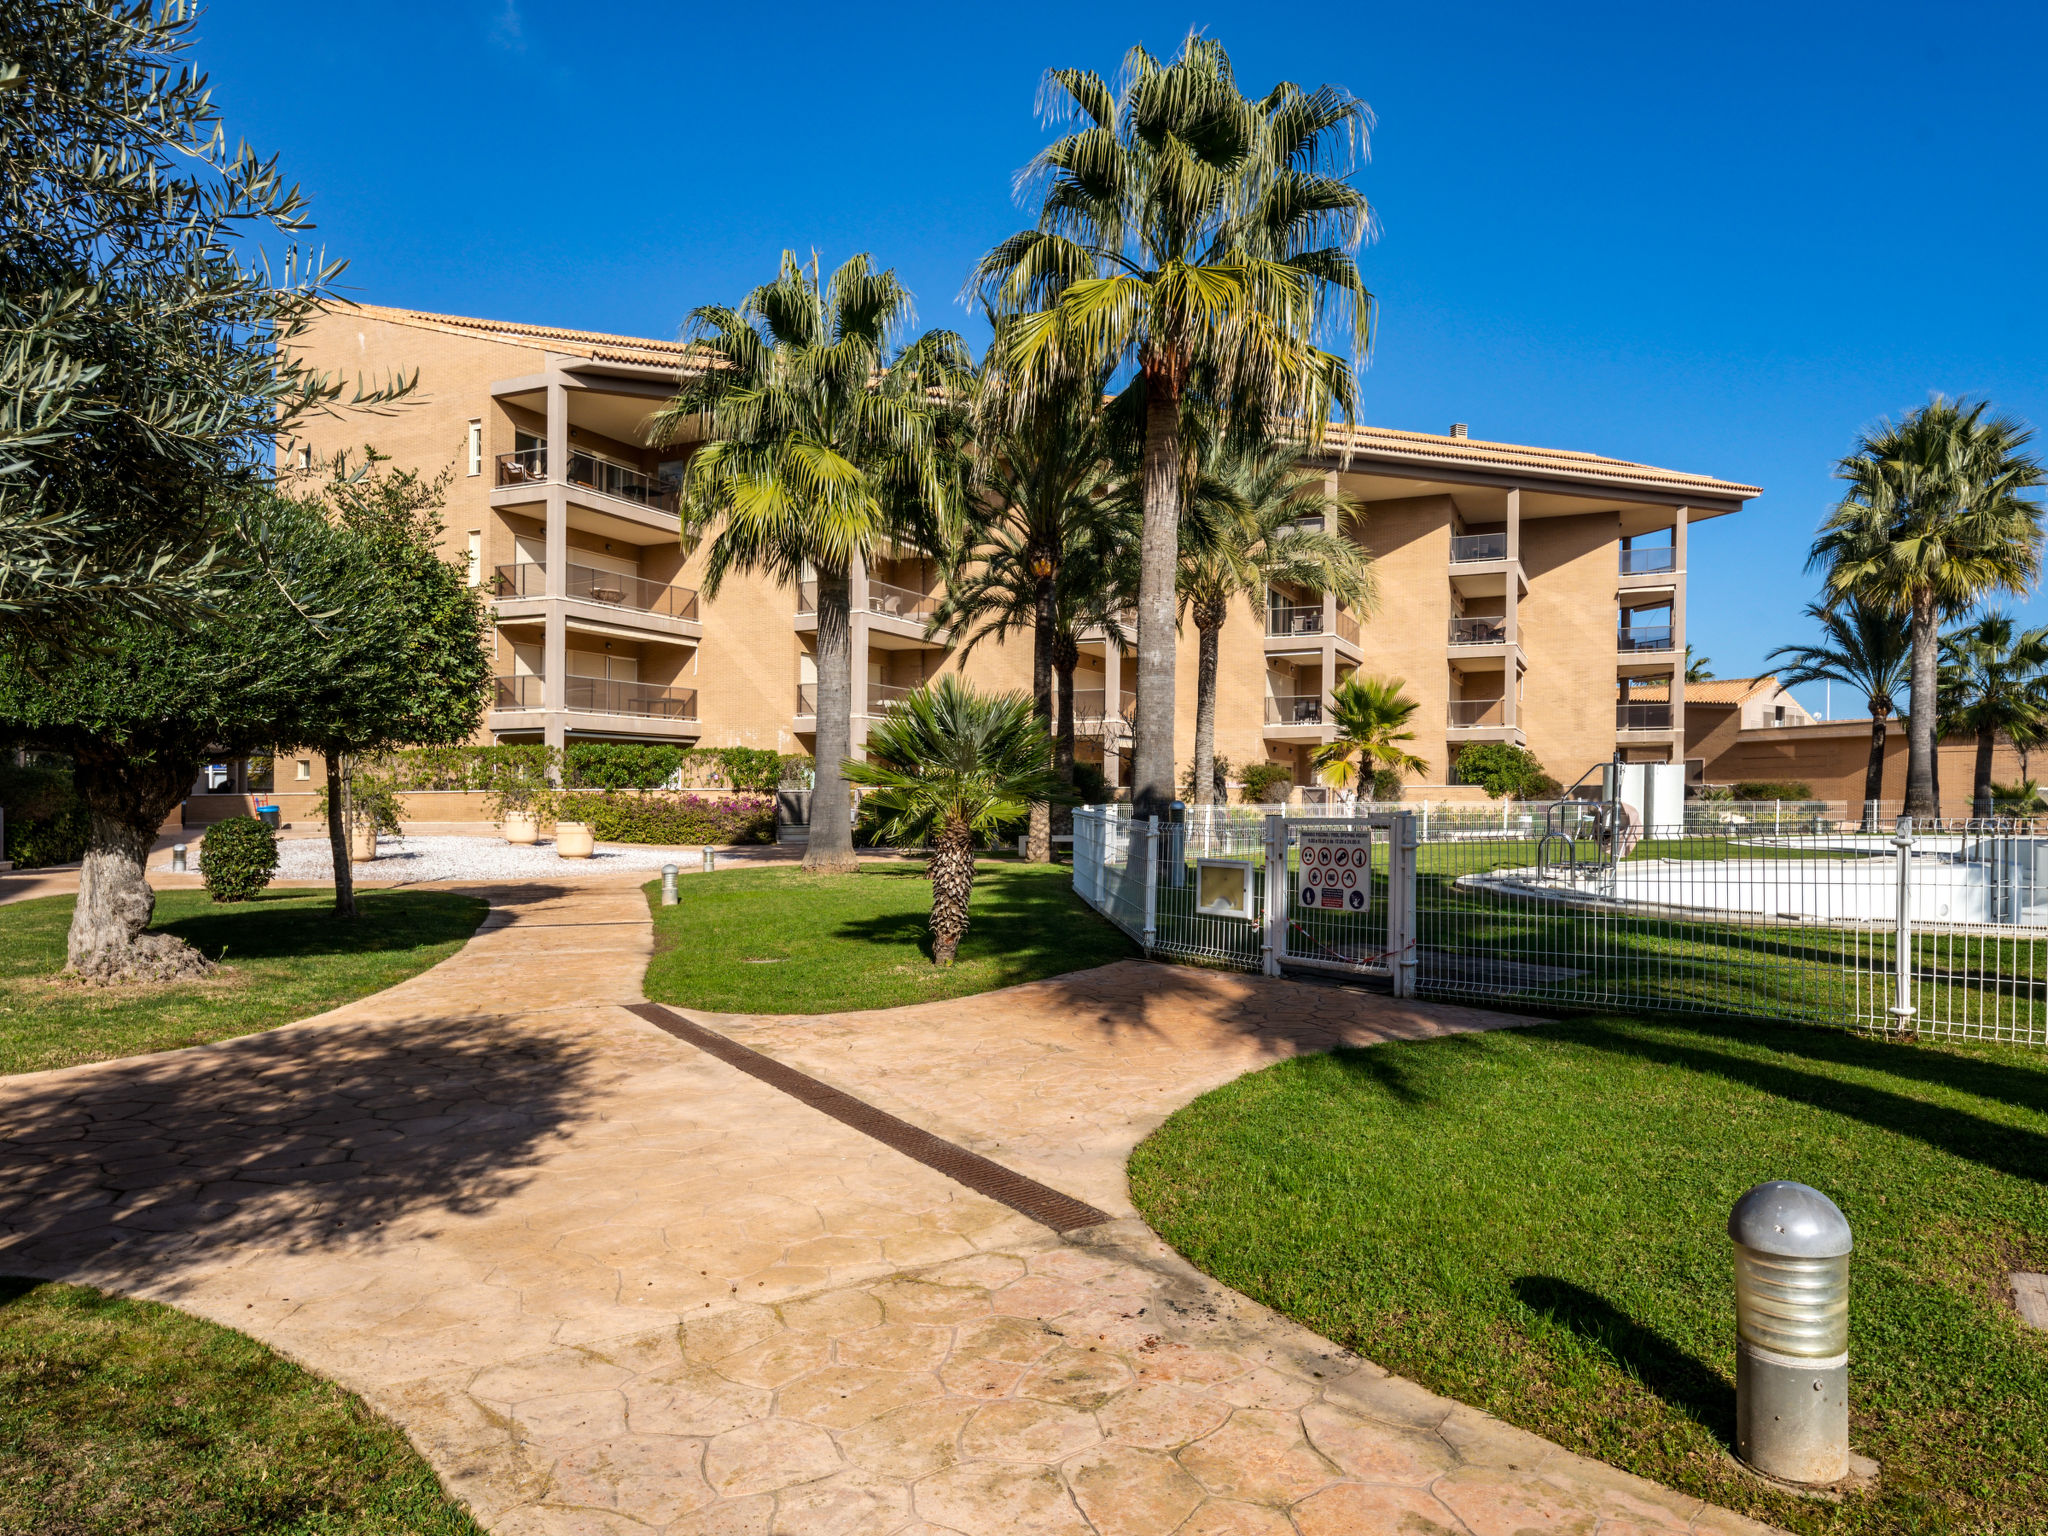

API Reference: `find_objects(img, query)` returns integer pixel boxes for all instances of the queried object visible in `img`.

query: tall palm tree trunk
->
[1974,727,1998,819]
[1191,612,1224,805]
[1025,570,1055,861]
[1052,636,1078,837]
[1905,592,1940,820]
[1130,373,1182,820]
[807,566,860,874]
[928,817,976,964]
[1862,708,1888,830]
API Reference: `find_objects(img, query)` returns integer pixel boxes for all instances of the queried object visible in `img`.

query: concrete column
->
[1321,634,1338,744]
[1502,487,1521,729]
[1671,506,1690,758]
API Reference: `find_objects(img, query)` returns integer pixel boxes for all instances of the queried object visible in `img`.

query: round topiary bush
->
[200,815,278,903]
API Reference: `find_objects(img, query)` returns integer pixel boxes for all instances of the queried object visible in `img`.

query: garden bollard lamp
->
[171,843,187,873]
[660,864,678,906]
[1729,1180,1852,1485]
[702,846,716,873]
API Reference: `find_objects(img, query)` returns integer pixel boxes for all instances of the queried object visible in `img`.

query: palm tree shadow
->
[1512,1275,1735,1445]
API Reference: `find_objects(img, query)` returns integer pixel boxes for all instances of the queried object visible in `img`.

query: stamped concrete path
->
[0,876,1774,1536]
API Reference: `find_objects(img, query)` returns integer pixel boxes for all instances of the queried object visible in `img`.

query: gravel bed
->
[202,835,721,885]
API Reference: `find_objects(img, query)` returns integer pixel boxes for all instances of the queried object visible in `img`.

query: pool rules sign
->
[1297,827,1372,912]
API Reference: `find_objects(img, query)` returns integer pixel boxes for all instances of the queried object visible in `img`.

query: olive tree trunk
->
[1024,565,1055,862]
[1904,591,1939,820]
[927,818,976,965]
[806,565,860,875]
[326,753,357,920]
[1130,367,1182,821]
[66,754,210,982]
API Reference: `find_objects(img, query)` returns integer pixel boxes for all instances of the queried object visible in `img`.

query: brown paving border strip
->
[625,1001,1112,1233]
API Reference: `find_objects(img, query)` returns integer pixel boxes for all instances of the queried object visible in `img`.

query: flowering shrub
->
[571,792,776,846]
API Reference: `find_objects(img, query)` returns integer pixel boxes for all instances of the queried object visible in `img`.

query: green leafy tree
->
[1940,611,2048,820]
[1766,597,1911,824]
[842,677,1066,965]
[973,35,1375,820]
[1176,442,1375,804]
[1810,398,2047,818]
[0,1,410,642]
[654,253,972,874]
[1312,676,1427,790]
[1451,741,1559,801]
[933,379,1132,855]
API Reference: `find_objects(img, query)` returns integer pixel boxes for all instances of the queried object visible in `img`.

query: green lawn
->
[642,860,1135,1013]
[1130,1016,2048,1536]
[0,889,487,1076]
[0,1277,483,1536]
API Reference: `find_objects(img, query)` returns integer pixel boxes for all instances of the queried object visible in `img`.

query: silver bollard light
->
[702,845,716,873]
[171,843,187,873]
[1729,1180,1853,1485]
[660,863,678,906]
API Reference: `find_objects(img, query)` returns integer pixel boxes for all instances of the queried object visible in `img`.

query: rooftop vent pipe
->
[1450,423,1468,439]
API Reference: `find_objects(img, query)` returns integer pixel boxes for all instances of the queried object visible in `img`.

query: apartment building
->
[284,304,1760,794]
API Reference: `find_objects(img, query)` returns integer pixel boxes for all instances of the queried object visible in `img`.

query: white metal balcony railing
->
[1072,687,1137,726]
[1450,532,1509,562]
[1618,702,1675,731]
[1449,616,1507,646]
[1448,698,1507,728]
[1619,625,1675,652]
[493,674,698,721]
[492,561,699,621]
[494,447,680,513]
[1265,694,1325,726]
[1621,546,1678,575]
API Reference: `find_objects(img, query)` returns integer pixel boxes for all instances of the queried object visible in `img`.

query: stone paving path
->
[0,876,1776,1535]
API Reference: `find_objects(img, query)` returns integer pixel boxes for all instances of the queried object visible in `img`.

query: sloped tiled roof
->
[1630,676,1782,705]
[336,303,707,370]
[1321,422,1761,501]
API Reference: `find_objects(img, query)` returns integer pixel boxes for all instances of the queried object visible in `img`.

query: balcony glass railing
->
[493,447,680,513]
[561,675,697,721]
[493,675,544,709]
[867,682,916,715]
[867,579,939,622]
[491,561,699,620]
[1265,694,1325,726]
[1450,532,1509,562]
[1071,688,1137,726]
[1621,546,1678,575]
[1618,626,1675,652]
[1617,702,1674,730]
[1449,616,1507,645]
[797,683,816,717]
[1267,604,1326,638]
[1448,698,1506,727]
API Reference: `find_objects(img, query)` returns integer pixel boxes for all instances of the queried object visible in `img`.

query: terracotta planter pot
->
[503,813,540,845]
[348,824,378,862]
[554,821,595,859]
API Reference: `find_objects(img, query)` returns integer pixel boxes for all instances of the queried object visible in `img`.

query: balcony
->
[492,561,699,621]
[562,675,697,721]
[493,675,544,709]
[1618,625,1675,653]
[794,682,920,720]
[1449,698,1507,728]
[1266,695,1325,726]
[1073,687,1136,729]
[1621,546,1677,576]
[795,577,941,626]
[1451,533,1509,562]
[1617,702,1675,731]
[495,447,680,513]
[1449,616,1507,646]
[1267,604,1326,638]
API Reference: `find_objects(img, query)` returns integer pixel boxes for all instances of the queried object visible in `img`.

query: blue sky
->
[200,0,2047,713]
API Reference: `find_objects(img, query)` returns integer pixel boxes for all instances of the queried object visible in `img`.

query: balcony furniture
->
[1449,617,1507,645]
[490,561,699,620]
[1267,604,1325,637]
[1265,695,1325,725]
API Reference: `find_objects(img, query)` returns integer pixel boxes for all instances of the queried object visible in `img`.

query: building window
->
[467,420,483,476]
[466,531,482,587]
[296,760,312,781]
[295,444,313,472]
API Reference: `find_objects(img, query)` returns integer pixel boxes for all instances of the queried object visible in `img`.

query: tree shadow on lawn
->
[829,867,1136,973]
[146,888,489,964]
[0,1006,595,1283]
[1511,1275,1735,1445]
[1562,1015,2048,1185]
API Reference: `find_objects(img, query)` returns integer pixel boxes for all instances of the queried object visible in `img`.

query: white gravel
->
[184,834,729,885]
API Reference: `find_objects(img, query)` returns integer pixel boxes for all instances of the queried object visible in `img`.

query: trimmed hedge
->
[200,815,279,902]
[1731,779,1816,800]
[0,763,89,868]
[573,793,776,846]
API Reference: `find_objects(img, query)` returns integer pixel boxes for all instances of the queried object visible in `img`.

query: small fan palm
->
[1941,611,2048,818]
[1766,597,1909,821]
[1312,676,1428,790]
[842,677,1067,965]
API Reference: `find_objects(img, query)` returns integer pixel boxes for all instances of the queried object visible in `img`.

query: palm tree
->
[1684,644,1714,681]
[1809,397,2047,818]
[973,35,1376,821]
[653,253,972,874]
[1765,597,1910,824]
[932,377,1127,858]
[1176,442,1376,803]
[1312,676,1427,791]
[1941,611,2048,819]
[842,677,1066,965]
